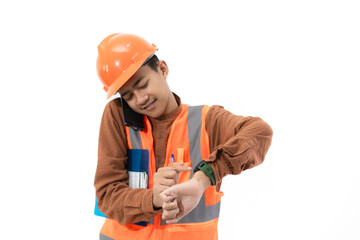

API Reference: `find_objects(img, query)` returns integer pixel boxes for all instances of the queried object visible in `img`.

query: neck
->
[154,92,179,119]
[166,93,179,114]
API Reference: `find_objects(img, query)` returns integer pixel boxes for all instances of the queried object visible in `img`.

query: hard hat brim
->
[106,48,157,99]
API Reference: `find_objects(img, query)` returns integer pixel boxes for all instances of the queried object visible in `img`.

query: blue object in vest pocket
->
[128,149,149,174]
[94,149,150,219]
[128,149,150,226]
[128,149,149,189]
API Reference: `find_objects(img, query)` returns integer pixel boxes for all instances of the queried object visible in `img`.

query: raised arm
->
[161,105,273,223]
[205,105,273,186]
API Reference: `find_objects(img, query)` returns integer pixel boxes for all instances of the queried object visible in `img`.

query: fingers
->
[154,165,191,186]
[161,200,179,220]
[161,192,181,223]
[160,188,175,202]
[153,166,184,208]
[158,165,191,174]
[171,165,192,173]
[161,195,186,224]
[154,166,192,215]
[159,178,176,187]
[166,217,181,224]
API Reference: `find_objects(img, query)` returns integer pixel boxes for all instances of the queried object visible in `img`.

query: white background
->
[1,0,359,239]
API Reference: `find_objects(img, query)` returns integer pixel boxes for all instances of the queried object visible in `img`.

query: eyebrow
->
[121,76,144,98]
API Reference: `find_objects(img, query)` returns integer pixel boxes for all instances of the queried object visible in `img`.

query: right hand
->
[152,164,191,209]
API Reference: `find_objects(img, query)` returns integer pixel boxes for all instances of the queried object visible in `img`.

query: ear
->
[158,60,169,79]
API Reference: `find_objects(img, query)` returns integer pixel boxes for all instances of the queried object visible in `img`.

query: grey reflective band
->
[128,127,148,227]
[187,105,203,179]
[177,194,221,224]
[100,233,114,240]
[160,194,221,225]
[161,105,221,225]
[128,127,142,149]
[128,127,155,226]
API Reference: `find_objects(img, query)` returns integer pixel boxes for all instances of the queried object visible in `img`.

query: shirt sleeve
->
[94,99,161,225]
[205,105,273,185]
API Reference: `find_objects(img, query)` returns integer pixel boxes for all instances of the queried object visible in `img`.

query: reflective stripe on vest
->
[100,233,114,240]
[128,126,142,149]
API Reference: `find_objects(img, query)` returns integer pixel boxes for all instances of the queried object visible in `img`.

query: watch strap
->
[194,160,216,186]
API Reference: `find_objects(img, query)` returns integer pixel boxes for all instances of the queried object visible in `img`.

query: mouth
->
[143,99,157,111]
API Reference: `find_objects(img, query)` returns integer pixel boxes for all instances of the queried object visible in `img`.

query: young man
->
[94,33,273,240]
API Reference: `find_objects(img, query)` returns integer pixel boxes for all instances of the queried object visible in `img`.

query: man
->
[94,33,273,240]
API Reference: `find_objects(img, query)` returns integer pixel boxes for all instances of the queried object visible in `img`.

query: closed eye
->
[138,81,148,89]
[125,93,133,101]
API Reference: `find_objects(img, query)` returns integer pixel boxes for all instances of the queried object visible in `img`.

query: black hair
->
[142,54,159,72]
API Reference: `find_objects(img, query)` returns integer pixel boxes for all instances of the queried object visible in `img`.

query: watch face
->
[194,161,204,173]
[198,161,205,168]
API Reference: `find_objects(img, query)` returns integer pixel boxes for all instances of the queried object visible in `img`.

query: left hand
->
[160,171,211,224]
[152,164,191,209]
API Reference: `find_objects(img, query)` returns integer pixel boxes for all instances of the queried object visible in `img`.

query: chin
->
[146,112,161,118]
[146,108,165,119]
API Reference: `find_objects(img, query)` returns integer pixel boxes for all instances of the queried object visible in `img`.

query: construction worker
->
[94,33,273,240]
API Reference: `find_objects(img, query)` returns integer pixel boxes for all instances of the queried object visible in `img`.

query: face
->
[119,60,177,118]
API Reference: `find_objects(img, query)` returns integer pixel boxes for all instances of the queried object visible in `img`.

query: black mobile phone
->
[121,98,145,131]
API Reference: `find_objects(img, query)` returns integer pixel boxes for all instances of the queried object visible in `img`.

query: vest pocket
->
[162,219,219,240]
[204,186,224,206]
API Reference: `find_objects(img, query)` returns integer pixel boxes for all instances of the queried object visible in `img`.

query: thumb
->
[160,186,177,202]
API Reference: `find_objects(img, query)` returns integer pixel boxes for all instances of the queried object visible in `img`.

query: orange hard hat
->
[97,33,158,99]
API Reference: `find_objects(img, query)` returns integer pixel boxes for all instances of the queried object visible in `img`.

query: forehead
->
[119,65,153,93]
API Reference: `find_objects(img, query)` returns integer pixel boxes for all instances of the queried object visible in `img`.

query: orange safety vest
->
[100,104,223,240]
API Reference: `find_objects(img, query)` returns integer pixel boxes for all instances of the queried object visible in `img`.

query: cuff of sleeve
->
[141,189,162,215]
[205,153,231,185]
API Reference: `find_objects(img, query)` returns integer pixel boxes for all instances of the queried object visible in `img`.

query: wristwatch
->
[193,160,216,186]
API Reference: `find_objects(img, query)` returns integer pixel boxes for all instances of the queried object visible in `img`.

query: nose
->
[134,90,149,106]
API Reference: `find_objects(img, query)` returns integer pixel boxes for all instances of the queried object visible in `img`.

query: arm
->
[94,100,160,225]
[205,106,273,186]
[161,106,273,223]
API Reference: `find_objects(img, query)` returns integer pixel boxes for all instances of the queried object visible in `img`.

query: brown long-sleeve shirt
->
[94,95,273,225]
